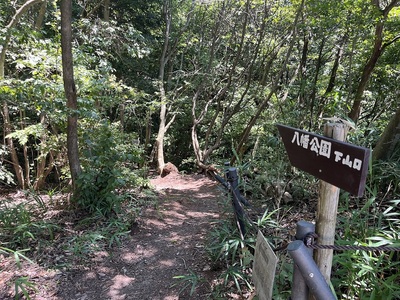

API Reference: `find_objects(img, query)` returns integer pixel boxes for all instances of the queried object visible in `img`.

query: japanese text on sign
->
[277,124,370,197]
[291,131,363,171]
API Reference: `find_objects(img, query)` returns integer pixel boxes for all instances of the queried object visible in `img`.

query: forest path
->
[57,173,225,300]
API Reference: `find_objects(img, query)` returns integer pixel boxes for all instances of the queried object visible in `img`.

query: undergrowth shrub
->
[0,198,58,249]
[332,159,400,299]
[0,193,60,300]
[206,219,255,294]
[205,185,288,298]
[210,144,400,299]
[77,120,144,216]
[0,247,36,300]
[369,159,400,195]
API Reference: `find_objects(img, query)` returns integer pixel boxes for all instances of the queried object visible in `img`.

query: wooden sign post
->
[277,123,371,284]
[314,123,346,283]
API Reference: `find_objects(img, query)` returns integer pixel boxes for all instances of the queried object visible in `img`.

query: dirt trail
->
[56,173,224,300]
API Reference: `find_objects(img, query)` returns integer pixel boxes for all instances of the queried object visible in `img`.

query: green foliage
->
[206,222,255,295]
[1,1,400,298]
[0,199,59,249]
[173,270,205,297]
[207,206,279,296]
[14,276,37,300]
[0,145,15,185]
[221,265,253,294]
[369,159,400,195]
[76,121,144,216]
[0,247,33,269]
[0,247,35,300]
[63,191,145,259]
[333,182,400,299]
[272,259,293,299]
[256,208,279,229]
[68,231,106,256]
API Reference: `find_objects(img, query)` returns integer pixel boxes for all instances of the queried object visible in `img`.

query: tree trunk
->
[154,0,171,174]
[190,0,265,170]
[103,0,110,22]
[155,96,167,173]
[2,102,25,188]
[309,37,325,129]
[325,36,346,95]
[35,0,47,30]
[33,113,54,190]
[348,0,400,121]
[61,0,81,192]
[372,106,400,161]
[232,0,305,164]
[153,0,183,174]
[297,32,310,105]
[18,110,31,187]
[145,110,152,151]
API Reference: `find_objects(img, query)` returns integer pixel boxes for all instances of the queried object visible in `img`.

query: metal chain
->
[304,232,400,252]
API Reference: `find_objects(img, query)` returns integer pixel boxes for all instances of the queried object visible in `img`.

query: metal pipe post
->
[288,241,336,300]
[295,221,315,241]
[291,221,315,300]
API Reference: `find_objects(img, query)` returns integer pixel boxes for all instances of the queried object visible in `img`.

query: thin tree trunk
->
[372,106,400,161]
[35,0,47,29]
[2,102,25,188]
[153,0,192,173]
[33,113,51,190]
[309,37,325,129]
[191,0,264,169]
[154,0,172,174]
[325,36,346,95]
[298,32,310,105]
[145,110,152,151]
[103,0,110,22]
[155,97,167,173]
[232,0,305,164]
[61,0,81,192]
[18,110,31,187]
[348,0,400,121]
[190,5,222,170]
[317,36,347,120]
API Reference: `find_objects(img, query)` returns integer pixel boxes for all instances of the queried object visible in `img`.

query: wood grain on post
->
[314,123,348,283]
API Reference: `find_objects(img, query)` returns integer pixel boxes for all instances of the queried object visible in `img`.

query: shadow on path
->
[57,174,224,300]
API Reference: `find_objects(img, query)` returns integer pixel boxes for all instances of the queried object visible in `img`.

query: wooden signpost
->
[254,123,370,298]
[277,123,371,285]
[276,124,370,197]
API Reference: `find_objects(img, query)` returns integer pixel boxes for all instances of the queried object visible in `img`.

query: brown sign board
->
[253,231,278,300]
[277,124,370,197]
